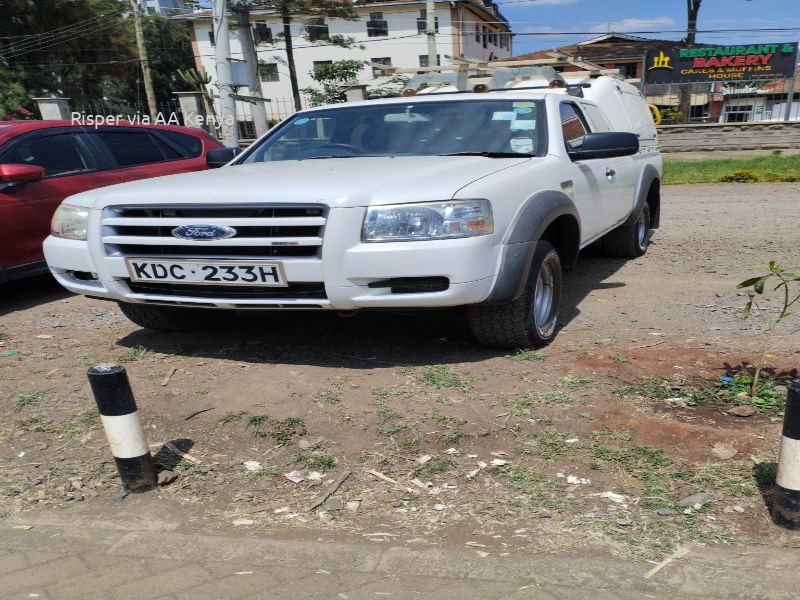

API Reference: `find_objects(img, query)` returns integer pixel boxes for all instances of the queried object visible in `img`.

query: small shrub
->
[717,169,760,183]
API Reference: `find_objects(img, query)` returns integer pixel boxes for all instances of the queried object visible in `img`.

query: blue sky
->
[500,0,800,56]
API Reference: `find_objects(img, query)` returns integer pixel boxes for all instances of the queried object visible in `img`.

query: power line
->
[0,14,118,54]
[0,16,121,59]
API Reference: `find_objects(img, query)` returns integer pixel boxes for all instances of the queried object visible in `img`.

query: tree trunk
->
[282,3,302,112]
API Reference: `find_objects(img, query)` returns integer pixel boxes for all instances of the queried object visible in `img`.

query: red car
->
[0,120,225,282]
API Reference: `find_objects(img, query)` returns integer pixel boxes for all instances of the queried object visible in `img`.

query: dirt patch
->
[1,183,799,560]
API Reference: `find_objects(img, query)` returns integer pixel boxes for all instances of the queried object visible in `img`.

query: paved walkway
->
[1,507,798,600]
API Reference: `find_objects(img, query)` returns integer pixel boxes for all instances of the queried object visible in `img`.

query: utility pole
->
[281,2,302,112]
[212,0,239,147]
[235,3,269,136]
[426,0,437,68]
[129,0,157,120]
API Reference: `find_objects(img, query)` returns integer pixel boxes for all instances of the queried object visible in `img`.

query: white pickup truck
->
[44,71,662,348]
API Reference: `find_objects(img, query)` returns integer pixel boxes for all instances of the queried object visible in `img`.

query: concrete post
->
[33,98,71,120]
[174,91,211,133]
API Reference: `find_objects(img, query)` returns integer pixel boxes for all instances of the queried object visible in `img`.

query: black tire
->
[117,302,232,333]
[467,240,562,349]
[602,203,651,258]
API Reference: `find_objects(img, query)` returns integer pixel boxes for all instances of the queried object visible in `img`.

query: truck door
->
[558,102,619,240]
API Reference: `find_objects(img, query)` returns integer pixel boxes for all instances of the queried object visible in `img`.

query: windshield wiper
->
[436,151,533,158]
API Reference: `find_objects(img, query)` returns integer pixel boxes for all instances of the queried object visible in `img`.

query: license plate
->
[125,259,287,287]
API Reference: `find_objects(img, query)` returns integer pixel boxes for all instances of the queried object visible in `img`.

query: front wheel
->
[467,240,563,349]
[117,302,232,332]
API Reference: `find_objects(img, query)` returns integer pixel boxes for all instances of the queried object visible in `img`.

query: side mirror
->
[568,132,639,161]
[0,163,45,184]
[206,146,242,169]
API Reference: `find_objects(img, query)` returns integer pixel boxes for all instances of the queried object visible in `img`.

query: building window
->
[370,56,392,77]
[258,62,279,82]
[616,63,637,78]
[418,54,441,68]
[725,104,753,123]
[498,33,505,49]
[490,30,497,46]
[306,17,329,42]
[416,10,439,34]
[208,30,215,45]
[367,12,388,37]
[313,60,333,74]
[475,25,480,43]
[254,23,272,43]
[482,26,487,49]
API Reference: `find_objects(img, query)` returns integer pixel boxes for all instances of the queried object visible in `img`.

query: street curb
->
[2,517,800,599]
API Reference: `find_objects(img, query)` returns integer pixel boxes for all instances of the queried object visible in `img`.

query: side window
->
[0,132,94,178]
[560,103,591,151]
[157,131,203,158]
[581,104,611,132]
[94,131,174,167]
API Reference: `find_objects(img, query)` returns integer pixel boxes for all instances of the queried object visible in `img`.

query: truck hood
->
[69,155,535,209]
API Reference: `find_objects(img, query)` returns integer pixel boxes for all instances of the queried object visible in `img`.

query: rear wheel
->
[117,302,232,332]
[603,203,651,258]
[468,240,562,349]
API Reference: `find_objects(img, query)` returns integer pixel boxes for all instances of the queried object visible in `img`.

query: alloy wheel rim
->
[534,262,554,326]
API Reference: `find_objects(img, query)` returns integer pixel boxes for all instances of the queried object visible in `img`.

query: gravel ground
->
[1,182,798,561]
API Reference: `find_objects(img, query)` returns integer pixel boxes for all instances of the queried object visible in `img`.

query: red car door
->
[0,129,99,272]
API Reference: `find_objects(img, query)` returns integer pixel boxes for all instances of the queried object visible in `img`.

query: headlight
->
[363,200,493,242]
[51,204,89,240]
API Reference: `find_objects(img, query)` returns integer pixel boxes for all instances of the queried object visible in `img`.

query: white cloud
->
[588,17,676,34]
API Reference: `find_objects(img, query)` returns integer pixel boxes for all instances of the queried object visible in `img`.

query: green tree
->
[0,0,195,116]
[301,59,363,106]
[247,0,359,111]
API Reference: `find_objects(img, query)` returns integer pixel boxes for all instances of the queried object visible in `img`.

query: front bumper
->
[43,206,502,310]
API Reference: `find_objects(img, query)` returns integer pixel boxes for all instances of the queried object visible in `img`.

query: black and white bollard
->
[87,364,157,493]
[773,380,800,529]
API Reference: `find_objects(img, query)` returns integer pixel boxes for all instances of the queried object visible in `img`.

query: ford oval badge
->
[171,225,237,241]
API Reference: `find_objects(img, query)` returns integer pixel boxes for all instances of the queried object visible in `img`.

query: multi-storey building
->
[175,0,512,124]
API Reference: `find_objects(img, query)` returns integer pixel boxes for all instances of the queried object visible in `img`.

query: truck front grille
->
[102,204,326,259]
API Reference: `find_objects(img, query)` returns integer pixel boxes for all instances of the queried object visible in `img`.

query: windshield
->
[241,99,544,163]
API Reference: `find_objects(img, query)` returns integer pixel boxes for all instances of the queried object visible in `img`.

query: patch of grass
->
[511,391,573,418]
[218,412,244,424]
[144,370,166,380]
[591,443,672,474]
[196,388,209,396]
[610,353,631,364]
[493,465,570,511]
[320,376,348,404]
[16,391,44,411]
[420,366,471,391]
[373,399,401,424]
[295,452,336,470]
[247,415,307,443]
[511,349,547,362]
[438,430,464,445]
[536,431,576,459]
[402,437,421,448]
[612,378,670,400]
[118,346,155,363]
[379,423,410,435]
[663,153,800,185]
[560,376,593,390]
[417,457,457,476]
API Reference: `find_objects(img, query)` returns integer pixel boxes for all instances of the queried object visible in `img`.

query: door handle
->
[606,168,616,177]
